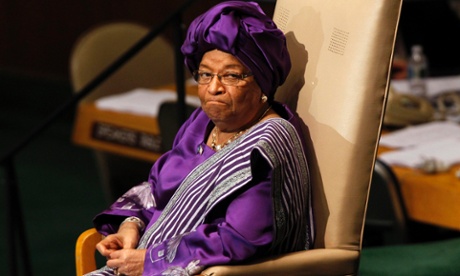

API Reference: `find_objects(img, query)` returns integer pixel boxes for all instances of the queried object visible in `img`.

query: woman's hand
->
[107,248,147,276]
[96,221,145,275]
[96,222,141,257]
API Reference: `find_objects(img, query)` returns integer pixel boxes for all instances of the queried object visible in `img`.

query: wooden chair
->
[75,0,402,274]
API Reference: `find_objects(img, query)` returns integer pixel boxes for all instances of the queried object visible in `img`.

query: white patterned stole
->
[253,119,311,252]
[138,118,311,255]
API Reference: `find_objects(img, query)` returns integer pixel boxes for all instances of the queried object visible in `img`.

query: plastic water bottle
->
[407,45,429,97]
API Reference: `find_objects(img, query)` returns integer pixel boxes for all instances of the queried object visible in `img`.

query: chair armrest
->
[75,228,103,276]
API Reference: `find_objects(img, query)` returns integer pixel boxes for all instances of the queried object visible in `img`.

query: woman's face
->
[197,50,265,132]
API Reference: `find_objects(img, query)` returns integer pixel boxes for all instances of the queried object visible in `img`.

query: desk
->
[379,145,460,231]
[72,85,198,162]
[73,102,162,162]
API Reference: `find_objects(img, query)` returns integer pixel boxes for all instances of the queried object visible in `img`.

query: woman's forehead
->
[199,50,248,71]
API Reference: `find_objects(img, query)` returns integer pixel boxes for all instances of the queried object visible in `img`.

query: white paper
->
[391,75,460,98]
[95,88,201,117]
[379,121,460,168]
[379,121,460,148]
[379,136,460,168]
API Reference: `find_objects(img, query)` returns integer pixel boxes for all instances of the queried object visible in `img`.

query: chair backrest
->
[70,22,175,102]
[273,0,401,253]
[200,0,401,275]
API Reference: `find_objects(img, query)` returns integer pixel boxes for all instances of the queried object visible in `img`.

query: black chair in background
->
[364,159,409,246]
[158,101,197,152]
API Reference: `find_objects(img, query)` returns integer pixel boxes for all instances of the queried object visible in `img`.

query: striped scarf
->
[139,118,311,256]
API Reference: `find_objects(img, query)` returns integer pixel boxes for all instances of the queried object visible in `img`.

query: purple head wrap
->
[181,1,291,99]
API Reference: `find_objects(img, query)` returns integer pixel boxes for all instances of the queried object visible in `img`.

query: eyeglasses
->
[193,71,253,86]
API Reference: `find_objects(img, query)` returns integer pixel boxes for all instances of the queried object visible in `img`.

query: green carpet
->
[360,238,460,275]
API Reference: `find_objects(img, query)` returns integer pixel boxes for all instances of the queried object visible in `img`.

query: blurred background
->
[1,0,460,275]
[0,1,274,275]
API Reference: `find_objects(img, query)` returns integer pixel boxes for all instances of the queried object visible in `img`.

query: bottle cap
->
[412,44,423,54]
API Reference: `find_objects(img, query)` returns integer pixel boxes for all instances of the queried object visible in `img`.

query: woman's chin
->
[203,106,228,120]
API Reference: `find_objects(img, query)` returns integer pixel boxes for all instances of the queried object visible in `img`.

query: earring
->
[261,95,268,103]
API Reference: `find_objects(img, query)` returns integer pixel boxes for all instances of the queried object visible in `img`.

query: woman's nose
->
[207,76,225,95]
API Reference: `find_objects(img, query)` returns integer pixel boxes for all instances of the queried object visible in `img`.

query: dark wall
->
[0,0,275,80]
[399,0,460,76]
[2,0,460,80]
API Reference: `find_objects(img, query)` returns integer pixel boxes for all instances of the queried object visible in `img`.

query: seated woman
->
[86,1,313,275]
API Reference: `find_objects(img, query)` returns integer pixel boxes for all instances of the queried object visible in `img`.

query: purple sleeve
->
[92,187,156,236]
[92,110,205,236]
[143,177,274,274]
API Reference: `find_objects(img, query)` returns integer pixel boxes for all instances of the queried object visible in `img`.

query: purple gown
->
[87,102,313,276]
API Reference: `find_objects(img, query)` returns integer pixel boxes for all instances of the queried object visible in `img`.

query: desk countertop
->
[379,142,460,231]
